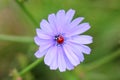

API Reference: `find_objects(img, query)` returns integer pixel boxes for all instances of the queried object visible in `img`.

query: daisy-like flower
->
[34,9,93,72]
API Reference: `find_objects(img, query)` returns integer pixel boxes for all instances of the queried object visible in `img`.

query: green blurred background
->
[0,0,120,80]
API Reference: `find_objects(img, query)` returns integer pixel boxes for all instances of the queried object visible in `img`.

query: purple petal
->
[38,41,54,56]
[65,60,74,70]
[34,37,54,58]
[44,46,57,66]
[77,23,91,34]
[67,42,84,62]
[77,53,84,62]
[67,23,91,37]
[34,36,54,46]
[63,52,74,70]
[56,10,65,32]
[36,29,52,39]
[65,9,75,23]
[34,49,47,58]
[58,47,66,72]
[34,36,41,46]
[50,52,58,70]
[80,45,91,54]
[68,35,93,44]
[69,17,84,29]
[63,44,80,66]
[48,13,57,33]
[40,19,52,33]
[69,43,91,54]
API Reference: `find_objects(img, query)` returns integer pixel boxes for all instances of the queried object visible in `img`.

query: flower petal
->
[69,17,84,28]
[34,36,41,46]
[48,13,57,33]
[36,29,52,39]
[56,10,65,32]
[68,42,91,55]
[40,41,54,55]
[77,53,84,62]
[58,47,66,72]
[63,44,80,66]
[77,23,91,34]
[40,19,52,33]
[80,45,91,54]
[63,53,74,70]
[67,23,91,37]
[65,9,75,23]
[34,37,54,58]
[68,35,93,44]
[34,49,47,58]
[34,36,55,51]
[44,46,58,66]
[67,42,84,62]
[50,53,58,70]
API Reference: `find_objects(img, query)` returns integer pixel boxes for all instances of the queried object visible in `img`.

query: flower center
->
[55,35,64,44]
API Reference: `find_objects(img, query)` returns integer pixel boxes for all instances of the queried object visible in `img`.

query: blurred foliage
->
[0,0,120,80]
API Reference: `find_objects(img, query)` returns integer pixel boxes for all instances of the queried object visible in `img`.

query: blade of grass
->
[15,0,38,27]
[0,34,33,43]
[19,58,43,76]
[85,49,120,71]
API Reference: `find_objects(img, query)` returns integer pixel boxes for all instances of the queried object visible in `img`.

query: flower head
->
[34,9,93,72]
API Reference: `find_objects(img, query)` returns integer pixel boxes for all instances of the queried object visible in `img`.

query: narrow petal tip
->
[34,50,41,58]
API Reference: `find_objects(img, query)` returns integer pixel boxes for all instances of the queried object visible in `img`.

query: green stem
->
[15,0,43,77]
[19,58,43,76]
[85,49,120,71]
[0,34,33,43]
[15,0,38,27]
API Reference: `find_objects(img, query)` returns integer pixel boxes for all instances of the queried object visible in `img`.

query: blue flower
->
[34,9,93,72]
